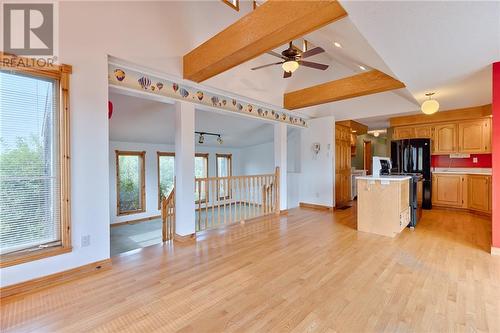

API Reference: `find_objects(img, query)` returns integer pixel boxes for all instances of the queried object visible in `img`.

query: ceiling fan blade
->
[251,62,283,70]
[266,51,287,60]
[299,60,329,70]
[283,71,292,78]
[301,47,325,59]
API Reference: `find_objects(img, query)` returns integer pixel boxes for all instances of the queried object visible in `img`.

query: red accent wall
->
[493,62,500,250]
[431,154,492,168]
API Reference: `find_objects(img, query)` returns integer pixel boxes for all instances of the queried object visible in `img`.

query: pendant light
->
[421,92,439,115]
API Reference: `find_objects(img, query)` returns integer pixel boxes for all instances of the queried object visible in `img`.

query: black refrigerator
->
[391,139,432,209]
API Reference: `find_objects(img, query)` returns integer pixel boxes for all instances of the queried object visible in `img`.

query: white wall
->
[239,142,275,175]
[0,1,330,287]
[109,141,242,225]
[298,116,336,208]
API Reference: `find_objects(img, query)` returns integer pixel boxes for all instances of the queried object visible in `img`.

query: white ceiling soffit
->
[340,0,500,112]
[108,92,274,148]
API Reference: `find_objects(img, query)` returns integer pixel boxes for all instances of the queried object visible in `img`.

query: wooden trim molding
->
[491,247,500,256]
[174,233,197,243]
[389,104,492,127]
[183,0,347,82]
[284,69,405,110]
[0,53,72,268]
[115,150,146,216]
[110,215,161,228]
[299,202,334,211]
[0,259,111,301]
[157,151,175,209]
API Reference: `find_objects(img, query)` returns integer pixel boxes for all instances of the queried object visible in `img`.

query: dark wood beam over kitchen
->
[283,69,405,110]
[183,0,347,82]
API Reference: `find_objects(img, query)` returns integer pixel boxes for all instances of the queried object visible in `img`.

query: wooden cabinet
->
[393,126,415,140]
[414,125,433,138]
[467,175,491,213]
[432,174,464,207]
[335,125,351,207]
[458,119,490,153]
[391,116,492,155]
[433,123,457,154]
[432,173,491,214]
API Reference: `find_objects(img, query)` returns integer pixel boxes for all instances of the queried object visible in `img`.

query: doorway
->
[363,140,372,175]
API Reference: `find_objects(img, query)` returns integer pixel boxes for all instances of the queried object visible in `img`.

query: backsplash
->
[431,154,492,168]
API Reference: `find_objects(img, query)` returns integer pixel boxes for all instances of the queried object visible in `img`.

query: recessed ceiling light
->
[359,65,367,71]
[333,41,342,48]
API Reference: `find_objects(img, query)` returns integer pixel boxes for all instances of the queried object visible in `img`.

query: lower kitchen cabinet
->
[467,175,491,213]
[432,173,491,214]
[432,174,464,207]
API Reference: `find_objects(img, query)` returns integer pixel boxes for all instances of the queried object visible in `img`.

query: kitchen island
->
[356,175,411,237]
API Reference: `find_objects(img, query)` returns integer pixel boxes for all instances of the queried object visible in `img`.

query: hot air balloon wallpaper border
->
[108,63,308,128]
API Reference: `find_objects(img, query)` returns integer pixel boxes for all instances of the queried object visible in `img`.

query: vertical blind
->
[0,71,61,255]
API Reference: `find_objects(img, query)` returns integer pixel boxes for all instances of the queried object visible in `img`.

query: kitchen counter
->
[432,167,491,175]
[356,175,411,181]
[357,176,410,237]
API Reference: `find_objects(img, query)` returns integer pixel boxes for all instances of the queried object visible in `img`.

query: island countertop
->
[355,175,411,181]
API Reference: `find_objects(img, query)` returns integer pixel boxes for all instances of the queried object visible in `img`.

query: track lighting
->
[195,131,223,145]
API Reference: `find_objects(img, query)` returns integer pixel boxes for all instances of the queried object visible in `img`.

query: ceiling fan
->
[251,41,329,78]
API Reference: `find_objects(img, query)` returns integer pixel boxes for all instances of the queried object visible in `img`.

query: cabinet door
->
[434,123,457,154]
[467,175,490,212]
[432,174,463,207]
[393,127,415,140]
[459,120,485,153]
[414,125,432,138]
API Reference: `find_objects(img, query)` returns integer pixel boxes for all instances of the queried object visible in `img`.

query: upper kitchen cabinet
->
[389,104,492,155]
[433,123,457,154]
[458,119,491,153]
[393,126,415,140]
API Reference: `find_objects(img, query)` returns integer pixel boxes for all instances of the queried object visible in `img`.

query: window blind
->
[0,71,61,255]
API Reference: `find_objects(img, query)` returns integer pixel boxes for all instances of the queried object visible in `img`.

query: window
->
[0,58,72,267]
[216,154,232,199]
[157,152,175,209]
[116,151,146,215]
[195,153,209,202]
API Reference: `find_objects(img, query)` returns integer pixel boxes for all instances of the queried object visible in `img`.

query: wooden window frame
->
[157,152,175,209]
[0,53,72,268]
[216,153,233,200]
[195,153,209,204]
[222,0,239,11]
[116,150,146,216]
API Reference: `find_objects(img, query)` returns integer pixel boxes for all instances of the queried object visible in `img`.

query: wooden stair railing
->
[161,188,175,241]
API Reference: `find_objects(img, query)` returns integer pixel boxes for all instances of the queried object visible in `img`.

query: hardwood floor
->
[1,207,499,332]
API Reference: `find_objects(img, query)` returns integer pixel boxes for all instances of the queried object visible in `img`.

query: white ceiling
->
[108,92,274,148]
[105,1,499,133]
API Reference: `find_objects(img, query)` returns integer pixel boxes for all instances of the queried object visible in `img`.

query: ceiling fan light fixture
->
[217,135,223,145]
[282,60,299,73]
[198,133,205,144]
[421,93,439,115]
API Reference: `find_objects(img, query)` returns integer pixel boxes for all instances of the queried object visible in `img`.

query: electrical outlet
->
[81,235,91,247]
[473,157,478,163]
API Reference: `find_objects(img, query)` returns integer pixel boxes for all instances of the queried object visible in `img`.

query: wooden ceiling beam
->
[283,69,405,110]
[183,0,347,82]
